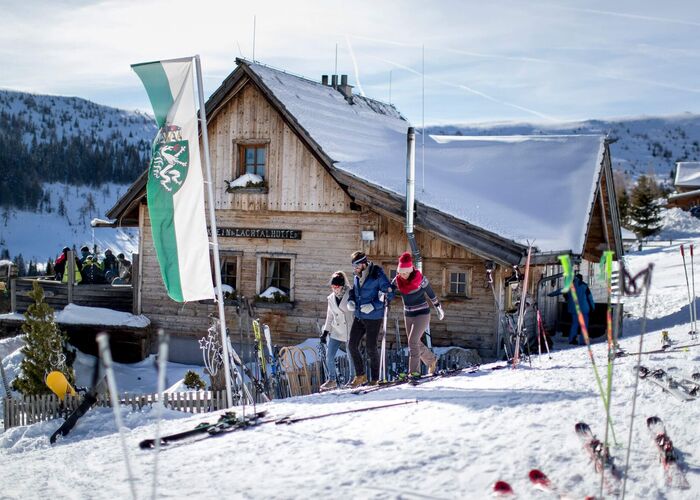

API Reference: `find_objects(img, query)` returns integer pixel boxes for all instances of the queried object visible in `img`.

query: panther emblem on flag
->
[151,125,189,193]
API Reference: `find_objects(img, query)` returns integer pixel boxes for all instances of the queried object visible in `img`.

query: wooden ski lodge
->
[107,59,624,363]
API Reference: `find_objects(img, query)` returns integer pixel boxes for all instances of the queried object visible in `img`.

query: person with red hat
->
[395,251,443,377]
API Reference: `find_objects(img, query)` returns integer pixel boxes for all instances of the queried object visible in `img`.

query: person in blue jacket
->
[549,273,595,345]
[346,251,395,387]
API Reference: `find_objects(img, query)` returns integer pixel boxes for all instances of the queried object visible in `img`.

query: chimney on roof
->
[338,74,354,104]
[321,75,329,86]
[331,74,338,89]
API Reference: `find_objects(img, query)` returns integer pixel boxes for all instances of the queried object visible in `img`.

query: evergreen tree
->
[617,188,629,226]
[628,175,663,238]
[46,258,55,277]
[11,282,75,395]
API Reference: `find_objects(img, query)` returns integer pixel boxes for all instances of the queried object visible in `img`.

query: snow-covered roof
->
[0,304,150,328]
[674,161,700,188]
[246,61,606,255]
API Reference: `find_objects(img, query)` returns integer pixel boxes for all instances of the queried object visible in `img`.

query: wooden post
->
[10,278,16,313]
[67,250,74,304]
[131,253,140,315]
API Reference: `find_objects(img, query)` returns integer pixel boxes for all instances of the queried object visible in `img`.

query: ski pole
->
[691,244,697,336]
[559,256,617,444]
[275,400,417,425]
[379,293,389,382]
[620,263,654,500]
[680,245,694,335]
[599,251,617,496]
[97,333,138,500]
[152,329,169,500]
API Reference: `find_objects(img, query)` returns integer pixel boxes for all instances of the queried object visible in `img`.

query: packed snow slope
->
[1,222,700,498]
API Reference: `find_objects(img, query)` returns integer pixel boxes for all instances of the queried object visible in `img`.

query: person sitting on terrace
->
[102,249,118,282]
[112,253,132,285]
[82,255,106,284]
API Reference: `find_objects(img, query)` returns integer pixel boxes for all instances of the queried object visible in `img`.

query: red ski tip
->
[528,468,550,487]
[493,480,514,496]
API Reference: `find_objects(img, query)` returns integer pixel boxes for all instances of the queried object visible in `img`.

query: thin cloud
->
[373,56,559,122]
[547,5,700,28]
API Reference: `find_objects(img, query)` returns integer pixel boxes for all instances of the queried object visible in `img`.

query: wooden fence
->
[2,347,479,430]
[2,390,231,430]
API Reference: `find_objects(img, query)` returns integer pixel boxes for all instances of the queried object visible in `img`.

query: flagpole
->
[194,55,234,408]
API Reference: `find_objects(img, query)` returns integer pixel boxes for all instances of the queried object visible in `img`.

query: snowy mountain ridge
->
[0,88,156,147]
[428,112,700,182]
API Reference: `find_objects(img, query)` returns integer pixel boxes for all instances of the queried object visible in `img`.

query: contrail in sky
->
[547,5,700,28]
[373,56,558,122]
[345,34,365,97]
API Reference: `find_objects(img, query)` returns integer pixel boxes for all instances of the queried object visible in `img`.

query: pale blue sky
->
[1,0,700,125]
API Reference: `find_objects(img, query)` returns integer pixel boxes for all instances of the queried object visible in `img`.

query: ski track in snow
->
[2,240,700,498]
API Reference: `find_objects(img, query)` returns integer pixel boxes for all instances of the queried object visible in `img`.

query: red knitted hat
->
[397,251,414,272]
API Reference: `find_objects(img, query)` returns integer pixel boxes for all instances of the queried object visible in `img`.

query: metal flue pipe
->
[405,127,422,272]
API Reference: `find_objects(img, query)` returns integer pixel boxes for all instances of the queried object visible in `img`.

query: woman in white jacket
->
[320,271,356,390]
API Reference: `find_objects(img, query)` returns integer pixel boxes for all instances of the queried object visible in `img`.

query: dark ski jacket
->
[549,278,595,315]
[348,262,395,320]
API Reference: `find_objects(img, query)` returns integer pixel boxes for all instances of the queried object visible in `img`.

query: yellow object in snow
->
[45,371,76,400]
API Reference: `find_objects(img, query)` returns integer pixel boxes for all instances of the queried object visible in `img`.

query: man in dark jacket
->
[549,273,595,345]
[347,251,395,386]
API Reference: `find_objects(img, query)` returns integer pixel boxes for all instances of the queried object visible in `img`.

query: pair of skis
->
[253,319,278,398]
[139,400,417,448]
[637,365,698,401]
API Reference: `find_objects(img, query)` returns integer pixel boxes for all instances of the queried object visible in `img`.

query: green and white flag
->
[132,57,214,302]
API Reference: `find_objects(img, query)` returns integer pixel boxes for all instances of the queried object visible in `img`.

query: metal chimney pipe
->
[331,74,338,89]
[405,127,421,271]
[341,74,348,86]
[321,75,329,86]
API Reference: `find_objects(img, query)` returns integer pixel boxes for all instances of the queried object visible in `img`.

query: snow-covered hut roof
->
[241,61,608,257]
[674,161,700,189]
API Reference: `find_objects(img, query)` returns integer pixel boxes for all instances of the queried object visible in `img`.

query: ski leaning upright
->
[574,422,622,495]
[646,416,690,489]
[50,361,106,444]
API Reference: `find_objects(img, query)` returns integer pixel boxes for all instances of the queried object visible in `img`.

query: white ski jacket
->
[323,288,355,342]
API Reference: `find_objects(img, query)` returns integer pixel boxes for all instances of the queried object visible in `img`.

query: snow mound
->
[652,207,700,240]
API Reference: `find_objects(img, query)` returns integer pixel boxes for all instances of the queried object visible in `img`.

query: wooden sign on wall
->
[211,227,302,240]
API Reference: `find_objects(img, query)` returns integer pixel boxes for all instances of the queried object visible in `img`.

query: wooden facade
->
[110,60,623,363]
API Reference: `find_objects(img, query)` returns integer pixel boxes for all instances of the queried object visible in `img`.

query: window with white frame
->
[256,253,295,302]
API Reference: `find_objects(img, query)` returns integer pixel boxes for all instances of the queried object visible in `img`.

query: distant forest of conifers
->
[0,110,149,210]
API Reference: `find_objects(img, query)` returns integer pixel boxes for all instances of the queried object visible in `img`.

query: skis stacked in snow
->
[575,422,622,494]
[646,416,690,489]
[139,410,269,449]
[637,366,698,401]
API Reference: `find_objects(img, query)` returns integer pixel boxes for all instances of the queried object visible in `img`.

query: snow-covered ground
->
[1,222,700,499]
